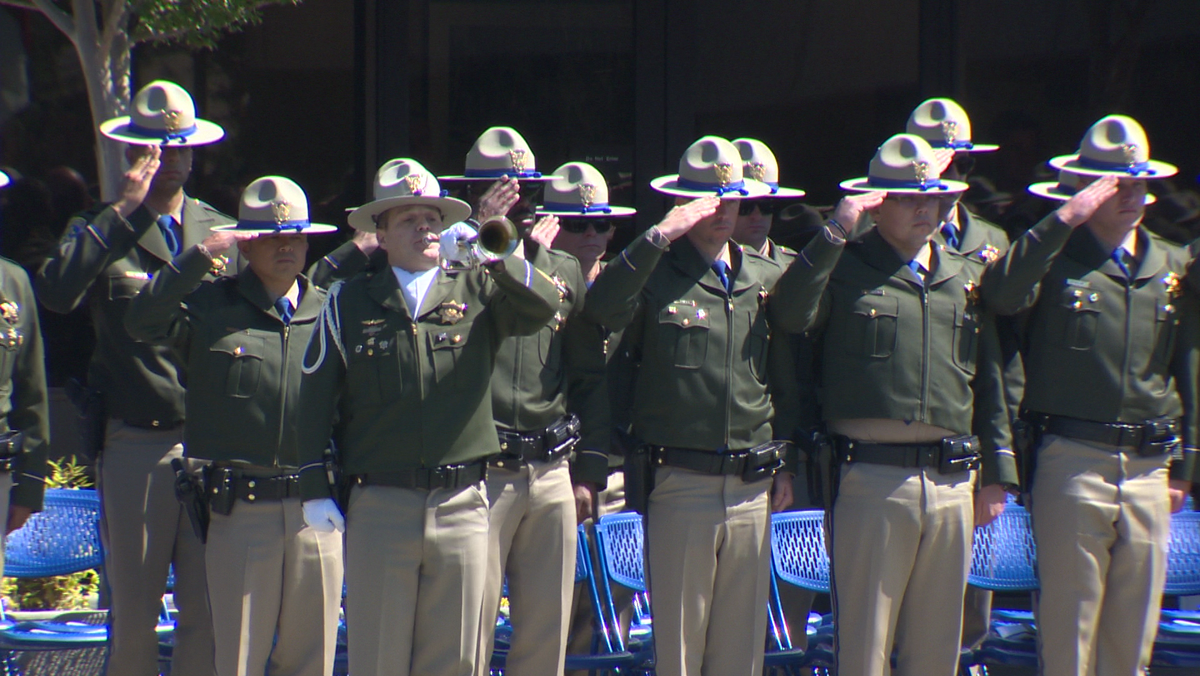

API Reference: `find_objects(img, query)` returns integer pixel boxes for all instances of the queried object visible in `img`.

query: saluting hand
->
[113,145,162,218]
[477,176,521,222]
[529,215,560,249]
[654,196,720,241]
[932,148,956,177]
[352,229,380,255]
[201,230,257,257]
[829,191,886,237]
[1055,175,1118,227]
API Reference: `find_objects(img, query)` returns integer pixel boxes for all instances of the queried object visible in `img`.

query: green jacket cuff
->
[299,465,333,500]
[982,448,1020,488]
[570,448,611,489]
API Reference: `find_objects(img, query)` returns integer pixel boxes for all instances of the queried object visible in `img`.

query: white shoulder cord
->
[301,280,347,374]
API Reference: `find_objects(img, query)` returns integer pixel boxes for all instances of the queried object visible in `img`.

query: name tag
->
[123,271,151,280]
[1065,278,1092,289]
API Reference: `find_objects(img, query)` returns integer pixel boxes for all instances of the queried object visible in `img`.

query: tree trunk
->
[72,0,129,201]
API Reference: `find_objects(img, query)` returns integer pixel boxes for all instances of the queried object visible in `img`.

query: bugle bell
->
[439,216,520,266]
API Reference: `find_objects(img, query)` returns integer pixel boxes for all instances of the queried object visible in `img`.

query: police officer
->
[730,138,807,266]
[0,250,49,564]
[584,136,795,676]
[771,133,1016,676]
[36,80,232,676]
[124,177,344,676]
[439,130,590,676]
[982,115,1195,676]
[905,97,1019,653]
[540,162,639,666]
[295,159,560,676]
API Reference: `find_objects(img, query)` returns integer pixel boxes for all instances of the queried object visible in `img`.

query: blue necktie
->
[274,297,293,325]
[711,261,732,293]
[156,215,181,257]
[941,223,960,250]
[1111,249,1135,279]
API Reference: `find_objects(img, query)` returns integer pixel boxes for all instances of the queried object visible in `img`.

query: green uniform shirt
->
[308,240,384,289]
[772,228,1018,487]
[295,257,560,499]
[582,231,787,453]
[982,214,1199,481]
[36,199,238,425]
[124,245,325,468]
[491,243,590,432]
[0,259,49,510]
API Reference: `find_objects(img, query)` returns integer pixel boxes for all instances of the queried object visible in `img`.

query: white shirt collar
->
[391,266,440,317]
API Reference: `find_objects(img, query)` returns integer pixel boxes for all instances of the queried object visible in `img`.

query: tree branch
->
[25,0,76,40]
[132,24,194,46]
[99,0,128,56]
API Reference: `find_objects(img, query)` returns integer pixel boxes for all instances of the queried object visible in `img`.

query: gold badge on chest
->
[437,300,468,325]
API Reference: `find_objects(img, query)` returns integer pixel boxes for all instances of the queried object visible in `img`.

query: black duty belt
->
[230,473,302,502]
[834,434,981,475]
[350,459,487,491]
[1035,413,1180,458]
[650,441,787,483]
[492,414,581,470]
[0,457,14,473]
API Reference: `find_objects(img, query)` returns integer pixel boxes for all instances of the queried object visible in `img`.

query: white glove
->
[302,498,345,533]
[439,221,479,263]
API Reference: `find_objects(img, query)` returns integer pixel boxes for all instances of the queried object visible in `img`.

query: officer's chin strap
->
[301,280,348,375]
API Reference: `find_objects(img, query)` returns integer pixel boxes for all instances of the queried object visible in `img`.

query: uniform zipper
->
[1120,280,1133,414]
[725,294,734,447]
[275,324,290,467]
[920,287,930,421]
[412,321,424,465]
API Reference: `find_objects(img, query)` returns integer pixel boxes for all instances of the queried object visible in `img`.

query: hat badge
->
[509,149,528,173]
[578,183,596,209]
[272,200,292,225]
[714,163,733,187]
[941,120,958,145]
[747,162,766,182]
[162,109,183,133]
[405,173,425,196]
[912,160,930,183]
[1121,143,1139,169]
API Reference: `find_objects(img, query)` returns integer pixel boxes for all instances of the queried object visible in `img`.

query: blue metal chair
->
[961,499,1039,671]
[0,488,174,672]
[1154,509,1200,667]
[592,513,654,668]
[490,525,641,675]
[764,510,834,674]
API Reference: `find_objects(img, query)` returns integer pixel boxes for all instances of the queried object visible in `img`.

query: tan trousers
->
[476,457,577,676]
[1031,434,1170,676]
[647,466,772,676]
[830,462,975,676]
[344,482,490,676]
[99,421,213,676]
[961,586,993,650]
[566,471,634,674]
[205,496,344,676]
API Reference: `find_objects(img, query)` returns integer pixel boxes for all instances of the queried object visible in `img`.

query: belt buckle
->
[917,446,936,468]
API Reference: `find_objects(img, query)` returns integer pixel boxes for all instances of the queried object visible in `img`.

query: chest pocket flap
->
[209,334,265,398]
[849,294,899,359]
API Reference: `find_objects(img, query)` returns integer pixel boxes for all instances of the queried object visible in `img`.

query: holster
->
[327,445,352,512]
[203,465,236,517]
[623,443,655,515]
[742,440,788,483]
[939,435,982,475]
[1143,416,1183,460]
[171,458,209,543]
[810,432,841,511]
[65,378,106,462]
[1013,414,1045,492]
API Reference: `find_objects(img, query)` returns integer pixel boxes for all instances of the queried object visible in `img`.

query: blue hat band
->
[126,121,199,144]
[930,140,976,150]
[676,176,749,196]
[464,168,544,179]
[542,201,613,214]
[1077,155,1155,176]
[235,219,312,232]
[867,176,952,191]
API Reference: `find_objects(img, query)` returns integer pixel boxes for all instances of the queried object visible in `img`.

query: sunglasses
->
[737,200,781,216]
[559,218,614,234]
